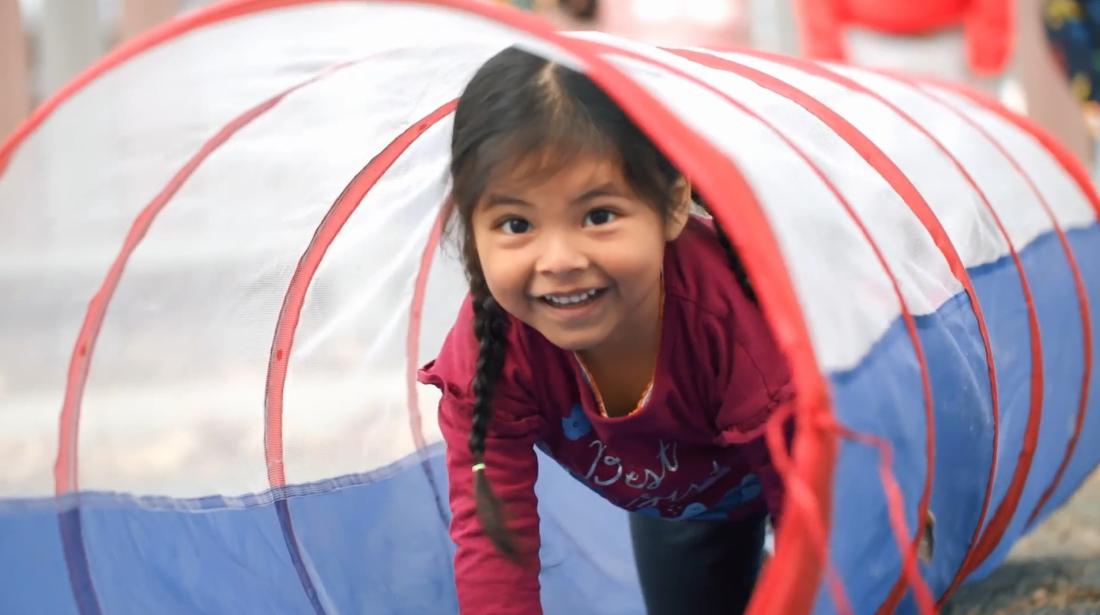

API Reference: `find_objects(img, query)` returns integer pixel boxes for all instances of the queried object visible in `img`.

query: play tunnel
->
[0,2,1097,614]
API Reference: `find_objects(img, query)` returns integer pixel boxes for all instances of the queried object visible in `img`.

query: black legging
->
[629,513,767,615]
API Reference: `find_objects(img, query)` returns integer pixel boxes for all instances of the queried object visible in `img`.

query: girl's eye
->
[584,208,617,226]
[501,218,531,235]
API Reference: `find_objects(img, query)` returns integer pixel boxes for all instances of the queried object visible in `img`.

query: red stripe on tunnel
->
[52,61,357,494]
[718,49,1043,614]
[665,47,949,614]
[261,99,458,615]
[406,205,450,454]
[907,78,1095,588]
[50,58,359,615]
[910,80,1099,540]
[263,99,458,488]
[404,199,453,526]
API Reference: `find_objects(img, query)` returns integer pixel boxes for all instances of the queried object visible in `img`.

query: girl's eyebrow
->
[484,193,533,208]
[571,183,623,205]
[484,182,624,209]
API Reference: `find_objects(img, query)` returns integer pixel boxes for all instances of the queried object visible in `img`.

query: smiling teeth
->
[545,289,599,306]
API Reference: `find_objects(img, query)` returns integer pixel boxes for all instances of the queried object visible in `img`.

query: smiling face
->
[471,153,689,356]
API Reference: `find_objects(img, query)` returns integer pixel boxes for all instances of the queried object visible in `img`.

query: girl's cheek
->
[604,251,659,279]
[482,259,523,300]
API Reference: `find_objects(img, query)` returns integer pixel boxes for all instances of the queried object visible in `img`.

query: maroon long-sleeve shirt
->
[418,217,794,614]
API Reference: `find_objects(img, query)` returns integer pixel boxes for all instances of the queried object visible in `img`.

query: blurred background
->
[1,1,1098,613]
[3,0,1100,170]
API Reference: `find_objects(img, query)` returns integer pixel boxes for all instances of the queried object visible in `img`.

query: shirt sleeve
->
[418,298,545,615]
[709,306,795,443]
[706,297,796,521]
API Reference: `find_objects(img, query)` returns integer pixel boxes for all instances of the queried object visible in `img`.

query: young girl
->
[418,47,794,615]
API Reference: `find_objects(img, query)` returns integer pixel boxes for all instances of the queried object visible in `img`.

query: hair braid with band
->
[713,221,757,304]
[464,251,521,560]
[693,189,758,305]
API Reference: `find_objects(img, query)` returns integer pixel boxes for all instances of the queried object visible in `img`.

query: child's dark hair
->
[449,47,756,557]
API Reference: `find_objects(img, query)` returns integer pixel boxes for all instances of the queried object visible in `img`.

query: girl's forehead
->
[484,149,629,196]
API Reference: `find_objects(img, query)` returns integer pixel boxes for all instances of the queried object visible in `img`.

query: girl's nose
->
[535,232,589,275]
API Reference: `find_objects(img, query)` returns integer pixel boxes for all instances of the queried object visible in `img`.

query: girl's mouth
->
[540,288,607,309]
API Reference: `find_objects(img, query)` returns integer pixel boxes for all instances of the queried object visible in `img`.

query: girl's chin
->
[538,328,606,353]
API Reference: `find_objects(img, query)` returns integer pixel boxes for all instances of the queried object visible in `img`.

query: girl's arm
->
[438,394,543,615]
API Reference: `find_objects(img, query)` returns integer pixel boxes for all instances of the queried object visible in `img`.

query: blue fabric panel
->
[0,444,643,615]
[914,298,995,600]
[808,312,932,615]
[1028,227,1100,525]
[0,505,79,615]
[79,495,317,614]
[816,224,1100,615]
[59,506,104,614]
[285,450,456,615]
[813,287,994,615]
[971,229,1088,579]
[893,226,1100,615]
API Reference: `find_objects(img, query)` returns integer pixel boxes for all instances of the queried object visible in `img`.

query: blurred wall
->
[39,0,101,102]
[595,0,751,48]
[0,0,183,139]
[0,0,795,139]
[120,0,177,41]
[0,0,29,137]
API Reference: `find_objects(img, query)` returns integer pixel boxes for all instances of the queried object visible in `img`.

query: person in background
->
[1038,0,1100,165]
[795,0,1094,169]
[794,0,1013,87]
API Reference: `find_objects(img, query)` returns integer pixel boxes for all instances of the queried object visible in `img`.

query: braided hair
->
[461,243,518,558]
[448,47,756,557]
[694,189,758,304]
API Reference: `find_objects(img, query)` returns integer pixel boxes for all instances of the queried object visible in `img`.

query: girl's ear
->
[664,176,693,241]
